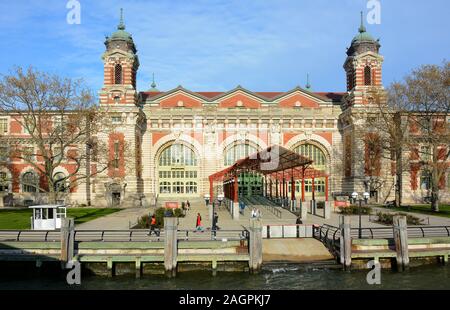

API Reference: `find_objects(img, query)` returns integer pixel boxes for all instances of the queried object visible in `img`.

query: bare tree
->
[401,62,450,211]
[366,62,449,211]
[0,67,120,205]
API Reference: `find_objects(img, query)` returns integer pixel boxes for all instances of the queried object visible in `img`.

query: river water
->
[0,263,449,290]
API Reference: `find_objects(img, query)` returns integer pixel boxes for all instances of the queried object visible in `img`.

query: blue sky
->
[0,0,448,94]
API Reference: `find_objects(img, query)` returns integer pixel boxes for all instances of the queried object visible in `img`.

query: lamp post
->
[351,191,370,239]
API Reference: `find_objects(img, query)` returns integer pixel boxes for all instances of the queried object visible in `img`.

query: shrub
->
[173,208,184,218]
[375,211,424,225]
[338,205,372,215]
[134,207,185,229]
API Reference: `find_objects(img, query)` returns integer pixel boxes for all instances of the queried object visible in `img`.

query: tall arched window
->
[293,144,327,171]
[53,172,68,193]
[157,143,198,196]
[224,143,258,166]
[159,144,197,167]
[22,171,38,193]
[364,66,372,86]
[114,64,122,85]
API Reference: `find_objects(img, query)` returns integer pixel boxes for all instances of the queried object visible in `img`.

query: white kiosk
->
[29,205,67,230]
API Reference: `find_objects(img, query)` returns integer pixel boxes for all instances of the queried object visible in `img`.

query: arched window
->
[293,144,327,171]
[159,144,197,167]
[22,171,38,193]
[53,172,68,193]
[172,181,184,194]
[159,181,171,194]
[114,64,122,85]
[224,143,258,166]
[364,66,372,86]
[186,181,197,194]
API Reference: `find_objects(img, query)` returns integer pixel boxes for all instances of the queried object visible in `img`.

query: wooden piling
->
[248,218,262,272]
[135,257,142,278]
[107,257,115,277]
[393,215,409,271]
[339,215,351,269]
[60,218,74,266]
[164,217,178,275]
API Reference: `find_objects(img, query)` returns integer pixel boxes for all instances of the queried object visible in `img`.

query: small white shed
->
[29,205,67,230]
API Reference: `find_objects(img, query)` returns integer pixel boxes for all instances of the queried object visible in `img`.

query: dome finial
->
[151,73,157,89]
[118,8,125,30]
[359,11,366,33]
[305,73,311,90]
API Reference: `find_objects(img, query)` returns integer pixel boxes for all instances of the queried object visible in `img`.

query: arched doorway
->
[291,143,328,199]
[157,143,199,197]
[224,142,261,197]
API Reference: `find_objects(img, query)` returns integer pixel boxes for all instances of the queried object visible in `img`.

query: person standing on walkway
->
[148,214,157,236]
[212,212,219,230]
[186,200,190,211]
[196,213,202,231]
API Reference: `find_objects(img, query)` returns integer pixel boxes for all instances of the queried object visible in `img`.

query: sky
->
[0,0,448,95]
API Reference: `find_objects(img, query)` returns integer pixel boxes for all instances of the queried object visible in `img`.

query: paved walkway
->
[74,199,450,231]
[75,207,151,230]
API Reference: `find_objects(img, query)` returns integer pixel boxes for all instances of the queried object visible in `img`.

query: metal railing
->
[258,204,282,219]
[314,224,450,242]
[0,230,61,242]
[177,229,249,242]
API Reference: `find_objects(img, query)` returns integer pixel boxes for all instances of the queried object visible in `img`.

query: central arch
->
[290,141,330,199]
[156,142,199,197]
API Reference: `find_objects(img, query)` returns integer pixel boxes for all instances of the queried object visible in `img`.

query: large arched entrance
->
[290,143,328,200]
[223,142,261,197]
[157,143,199,197]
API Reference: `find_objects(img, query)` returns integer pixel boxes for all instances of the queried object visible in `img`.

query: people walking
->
[147,214,159,236]
[186,200,190,211]
[256,209,262,219]
[196,213,203,231]
[212,212,219,230]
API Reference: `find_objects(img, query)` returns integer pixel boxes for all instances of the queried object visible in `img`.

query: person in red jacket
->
[196,213,202,231]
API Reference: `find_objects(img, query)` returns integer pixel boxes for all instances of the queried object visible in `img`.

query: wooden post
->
[164,217,178,276]
[135,257,142,279]
[107,257,115,277]
[60,218,74,266]
[339,215,352,269]
[393,215,409,271]
[248,218,263,272]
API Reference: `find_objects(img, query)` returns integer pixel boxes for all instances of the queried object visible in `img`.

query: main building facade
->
[1,16,449,207]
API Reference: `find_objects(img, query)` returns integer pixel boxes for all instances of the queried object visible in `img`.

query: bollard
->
[248,218,262,272]
[164,217,178,276]
[393,215,409,271]
[339,215,352,269]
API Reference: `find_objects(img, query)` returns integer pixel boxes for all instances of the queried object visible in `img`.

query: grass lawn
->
[0,208,121,230]
[377,204,450,219]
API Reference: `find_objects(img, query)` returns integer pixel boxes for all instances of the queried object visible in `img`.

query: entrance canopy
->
[209,145,329,202]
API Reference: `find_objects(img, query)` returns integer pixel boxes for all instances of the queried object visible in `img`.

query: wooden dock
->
[316,215,450,270]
